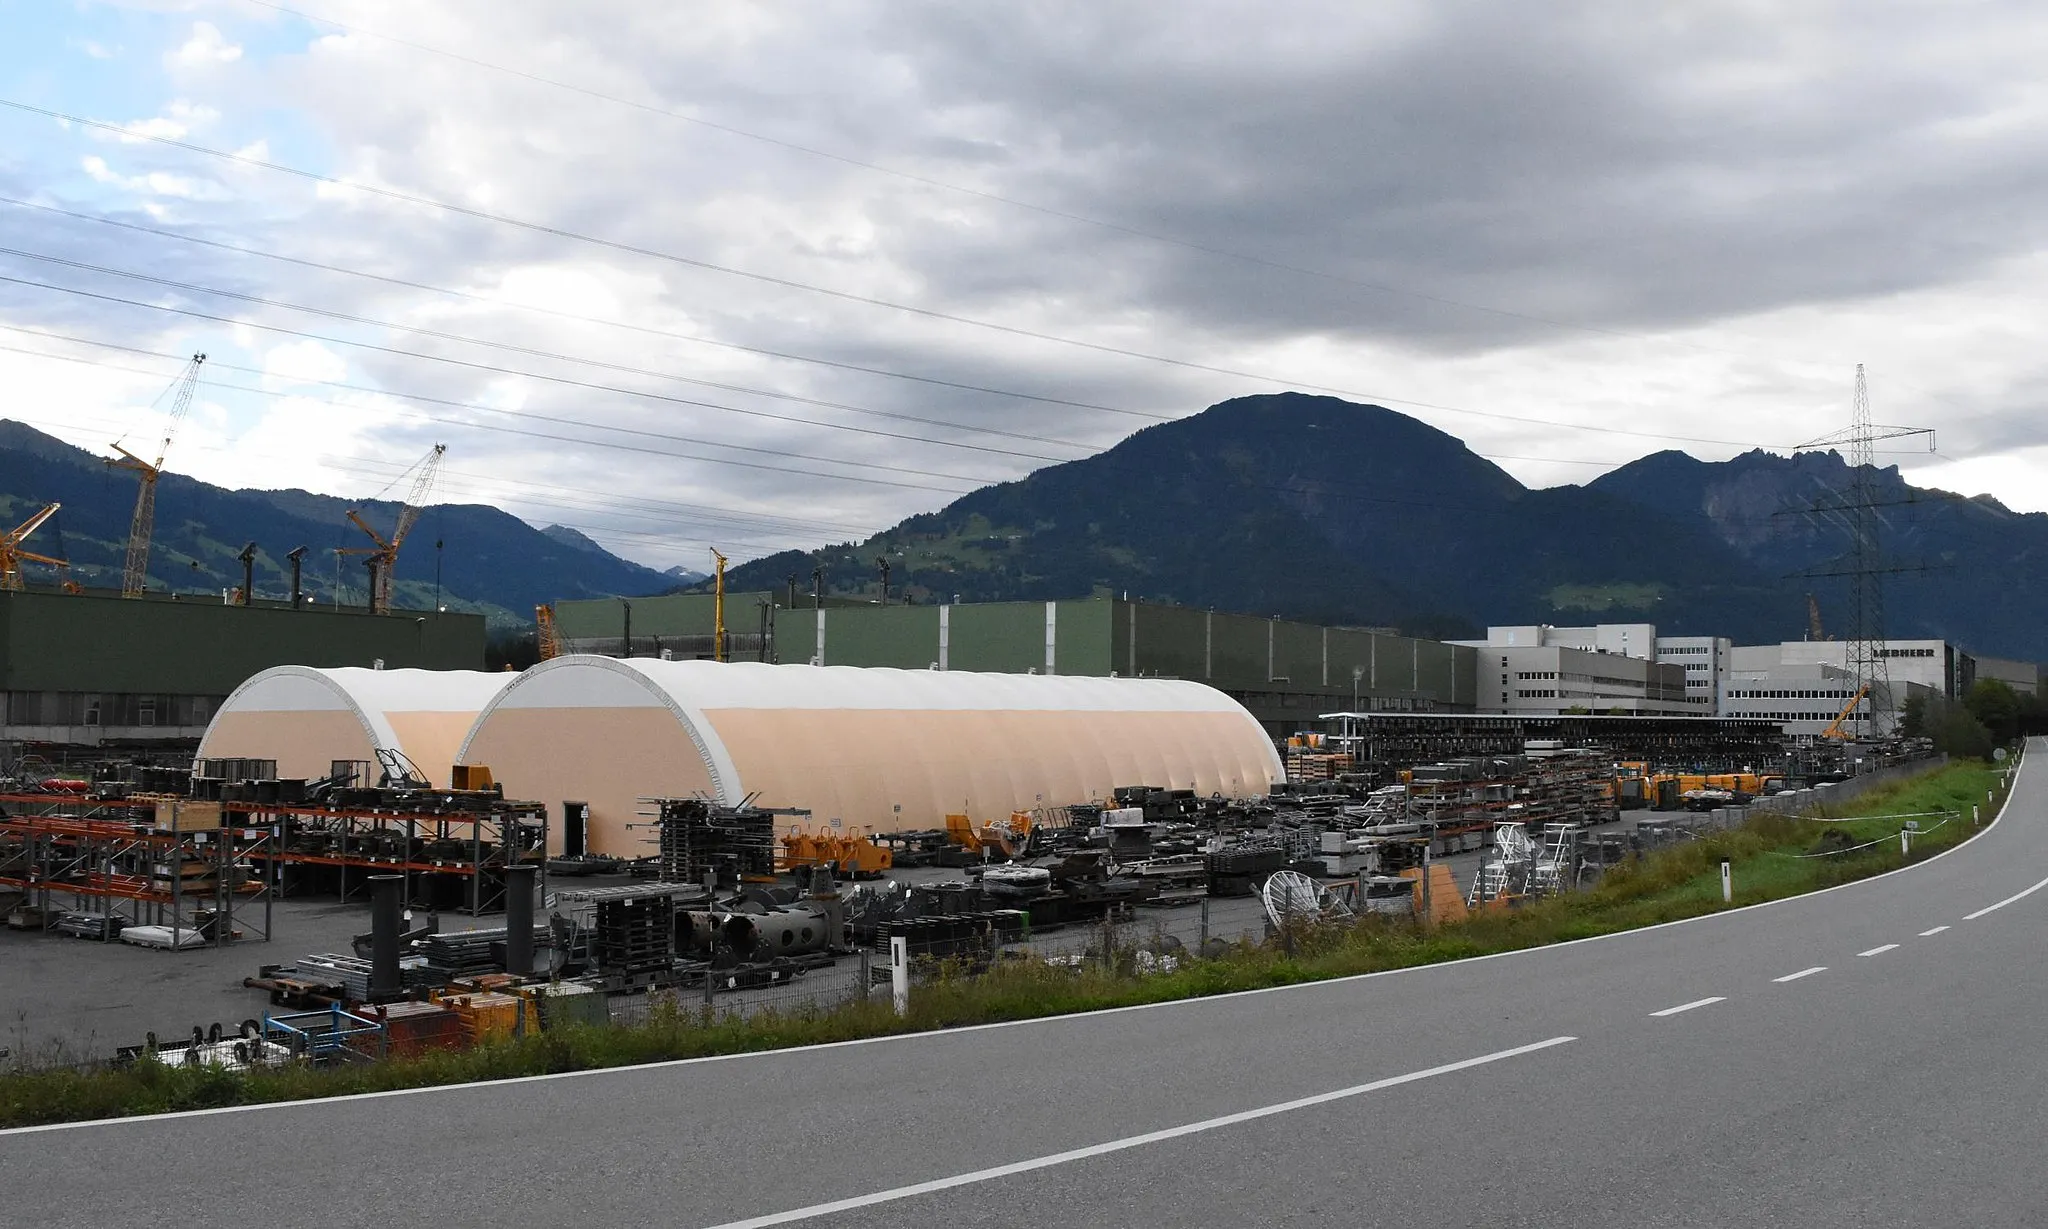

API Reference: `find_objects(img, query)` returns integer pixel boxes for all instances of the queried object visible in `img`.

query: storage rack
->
[243,799,548,915]
[0,793,275,946]
[1324,713,1786,778]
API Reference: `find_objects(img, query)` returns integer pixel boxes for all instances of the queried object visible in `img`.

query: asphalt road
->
[2,745,2039,1228]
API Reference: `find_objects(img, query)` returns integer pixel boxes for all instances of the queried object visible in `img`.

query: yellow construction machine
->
[1821,685,1870,740]
[944,810,1036,858]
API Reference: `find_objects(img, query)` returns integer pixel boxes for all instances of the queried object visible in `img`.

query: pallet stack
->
[593,894,676,974]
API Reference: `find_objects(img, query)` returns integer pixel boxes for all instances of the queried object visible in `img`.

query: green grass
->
[1547,581,1670,612]
[0,756,2014,1128]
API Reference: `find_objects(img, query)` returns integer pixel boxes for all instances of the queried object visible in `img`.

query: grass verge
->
[0,755,2015,1128]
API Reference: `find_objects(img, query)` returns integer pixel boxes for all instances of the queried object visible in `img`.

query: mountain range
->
[719,393,2048,661]
[12,395,2042,660]
[0,421,673,624]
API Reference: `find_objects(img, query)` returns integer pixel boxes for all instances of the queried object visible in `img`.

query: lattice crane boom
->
[107,353,205,597]
[0,502,67,591]
[343,443,446,614]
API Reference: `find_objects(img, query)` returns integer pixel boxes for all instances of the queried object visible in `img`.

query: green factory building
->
[551,593,1478,737]
[0,589,485,752]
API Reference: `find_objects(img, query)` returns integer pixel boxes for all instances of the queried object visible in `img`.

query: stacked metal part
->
[295,952,430,1001]
[416,927,553,981]
[654,798,778,887]
[52,911,125,940]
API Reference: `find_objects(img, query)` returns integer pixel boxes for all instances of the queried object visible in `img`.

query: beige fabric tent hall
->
[197,665,516,788]
[456,656,1285,858]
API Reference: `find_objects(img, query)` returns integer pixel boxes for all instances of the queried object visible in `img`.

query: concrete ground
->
[1,826,1616,1061]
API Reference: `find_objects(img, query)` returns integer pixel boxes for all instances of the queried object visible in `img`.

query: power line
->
[0,195,1154,431]
[0,97,1829,450]
[0,317,979,494]
[2,197,1883,465]
[0,324,1738,520]
[0,243,1090,469]
[2,404,867,557]
[0,208,1791,461]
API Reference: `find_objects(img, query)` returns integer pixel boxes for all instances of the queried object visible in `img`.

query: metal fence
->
[1748,753,1949,816]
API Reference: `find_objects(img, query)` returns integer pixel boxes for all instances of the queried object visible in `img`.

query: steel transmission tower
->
[1793,365,1934,737]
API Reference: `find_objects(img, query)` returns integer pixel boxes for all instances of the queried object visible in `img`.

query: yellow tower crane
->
[0,502,69,591]
[711,547,729,662]
[107,352,205,598]
[339,443,446,614]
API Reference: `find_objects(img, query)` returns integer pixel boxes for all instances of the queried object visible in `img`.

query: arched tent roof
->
[458,656,1284,857]
[199,666,516,787]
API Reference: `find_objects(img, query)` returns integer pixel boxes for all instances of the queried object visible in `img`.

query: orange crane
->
[0,502,68,591]
[106,352,205,597]
[1821,684,1870,740]
[536,603,562,660]
[339,443,445,614]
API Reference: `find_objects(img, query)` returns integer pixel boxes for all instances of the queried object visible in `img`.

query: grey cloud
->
[8,0,2048,566]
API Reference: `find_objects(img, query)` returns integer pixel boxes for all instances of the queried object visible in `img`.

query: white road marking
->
[1858,944,1898,957]
[1963,873,2048,921]
[1649,997,1726,1017]
[695,1036,1578,1229]
[1773,967,1827,983]
[1920,926,1950,936]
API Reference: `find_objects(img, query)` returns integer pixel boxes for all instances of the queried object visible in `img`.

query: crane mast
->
[108,353,205,598]
[711,548,728,662]
[342,443,446,614]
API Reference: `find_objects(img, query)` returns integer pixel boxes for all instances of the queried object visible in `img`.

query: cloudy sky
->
[4,1,2046,570]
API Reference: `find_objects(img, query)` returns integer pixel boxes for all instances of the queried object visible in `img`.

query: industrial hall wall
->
[0,589,485,696]
[457,656,1286,857]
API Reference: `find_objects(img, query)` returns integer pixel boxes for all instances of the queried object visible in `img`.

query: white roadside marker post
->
[890,934,910,1017]
[1720,857,1732,904]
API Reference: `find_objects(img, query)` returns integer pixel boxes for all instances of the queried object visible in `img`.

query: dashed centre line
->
[1773,967,1827,983]
[1858,944,1899,957]
[1649,997,1725,1018]
[1920,926,1950,936]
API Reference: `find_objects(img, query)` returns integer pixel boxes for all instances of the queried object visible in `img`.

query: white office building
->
[1468,643,1691,715]
[1654,635,1734,714]
[1724,639,1960,737]
[1458,624,1724,714]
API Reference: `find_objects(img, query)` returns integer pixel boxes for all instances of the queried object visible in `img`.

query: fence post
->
[1198,897,1210,951]
[1719,858,1732,904]
[858,949,871,1002]
[1100,914,1116,971]
[889,935,909,1017]
[703,964,716,1010]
